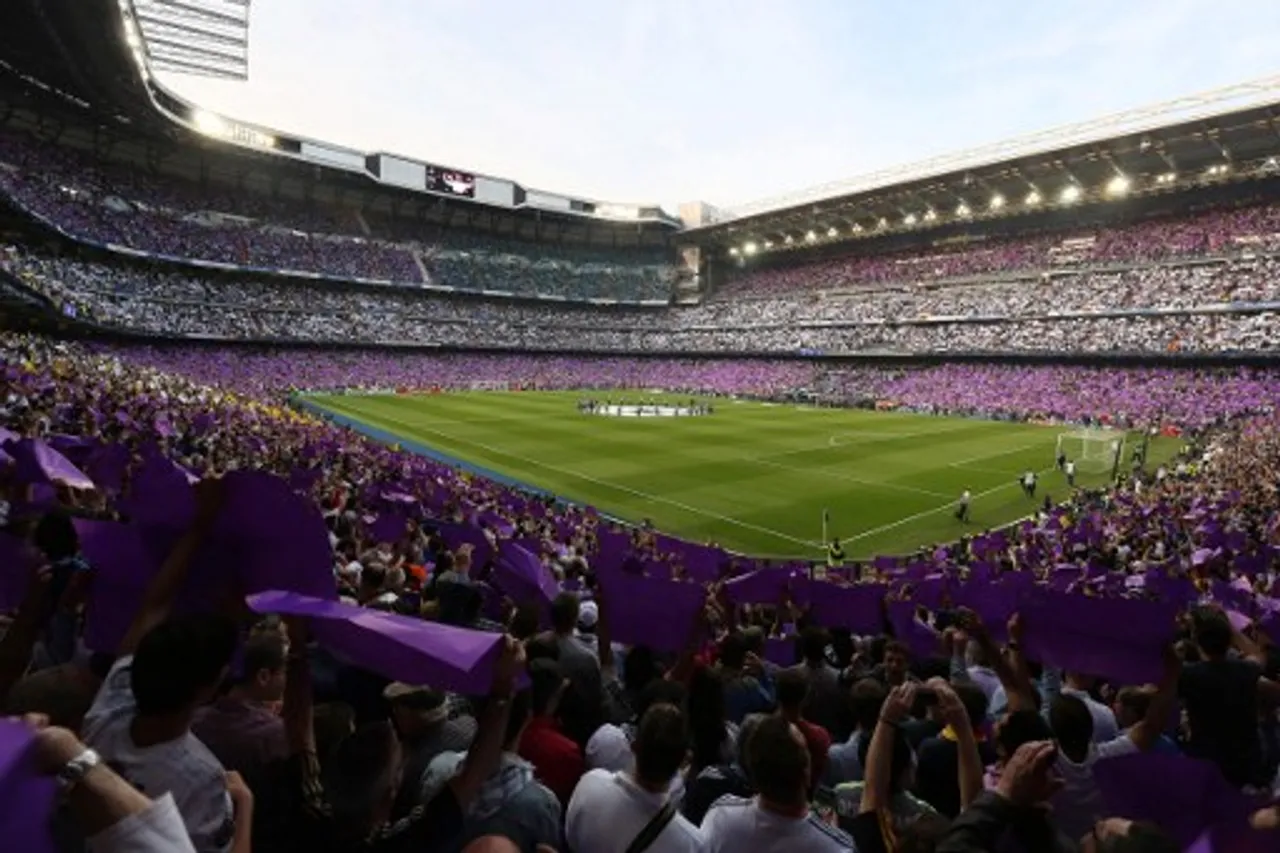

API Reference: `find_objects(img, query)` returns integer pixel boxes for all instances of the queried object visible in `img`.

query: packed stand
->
[722,202,1280,297]
[4,247,1280,354]
[2,326,1280,850]
[2,331,1280,852]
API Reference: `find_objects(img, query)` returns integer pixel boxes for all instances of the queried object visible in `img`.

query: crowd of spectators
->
[0,131,671,301]
[3,247,1279,354]
[2,330,1280,853]
[722,203,1280,298]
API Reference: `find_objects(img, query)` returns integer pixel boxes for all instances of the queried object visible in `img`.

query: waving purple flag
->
[1022,592,1178,684]
[120,454,196,528]
[724,566,802,605]
[0,533,39,613]
[596,570,707,653]
[247,590,508,694]
[493,540,559,608]
[802,581,886,633]
[0,720,57,853]
[74,520,158,653]
[435,522,494,568]
[887,600,941,660]
[9,439,94,490]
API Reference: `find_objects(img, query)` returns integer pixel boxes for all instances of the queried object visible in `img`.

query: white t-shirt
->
[700,796,852,852]
[83,656,235,853]
[566,769,705,853]
[89,792,197,853]
[1051,735,1138,841]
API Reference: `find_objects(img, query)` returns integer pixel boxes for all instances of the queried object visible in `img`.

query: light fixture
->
[956,202,971,217]
[729,246,740,256]
[806,230,817,242]
[1059,184,1082,204]
[904,213,917,225]
[1025,190,1042,206]
[192,110,230,138]
[827,226,838,237]
[989,193,1005,210]
[743,241,758,256]
[923,209,937,222]
[785,234,794,244]
[1104,174,1131,197]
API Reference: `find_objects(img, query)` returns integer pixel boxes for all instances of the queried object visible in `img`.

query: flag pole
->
[821,507,829,549]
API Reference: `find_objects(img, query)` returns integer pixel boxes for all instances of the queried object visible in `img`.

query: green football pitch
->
[308,392,1178,561]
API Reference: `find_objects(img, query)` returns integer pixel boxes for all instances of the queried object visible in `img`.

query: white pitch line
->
[946,440,1046,470]
[840,464,1059,543]
[322,403,821,550]
[746,456,953,499]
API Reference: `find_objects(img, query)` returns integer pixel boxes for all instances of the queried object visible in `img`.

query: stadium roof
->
[682,77,1280,252]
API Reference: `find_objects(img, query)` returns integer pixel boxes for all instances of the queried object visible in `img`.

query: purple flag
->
[724,566,802,605]
[75,520,159,653]
[247,590,508,694]
[0,720,57,853]
[9,439,94,490]
[368,513,408,544]
[887,600,941,660]
[493,540,558,607]
[0,533,39,613]
[596,570,707,653]
[802,581,885,633]
[764,636,797,667]
[119,454,196,529]
[1021,592,1177,684]
[435,522,494,569]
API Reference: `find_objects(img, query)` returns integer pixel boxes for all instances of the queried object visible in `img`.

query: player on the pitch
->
[955,488,972,523]
[1020,469,1037,499]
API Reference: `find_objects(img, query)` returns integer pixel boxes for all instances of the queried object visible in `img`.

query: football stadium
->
[2,1,1280,850]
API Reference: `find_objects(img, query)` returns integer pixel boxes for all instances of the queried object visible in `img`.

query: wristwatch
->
[57,748,101,794]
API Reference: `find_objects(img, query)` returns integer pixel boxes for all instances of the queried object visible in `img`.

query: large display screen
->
[426,166,476,198]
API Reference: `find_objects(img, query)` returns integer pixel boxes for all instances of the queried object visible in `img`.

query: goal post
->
[1055,429,1125,476]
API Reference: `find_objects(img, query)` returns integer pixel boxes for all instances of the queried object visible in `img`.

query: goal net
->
[466,380,513,392]
[1055,429,1125,475]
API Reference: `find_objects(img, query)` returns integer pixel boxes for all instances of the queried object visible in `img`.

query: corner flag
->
[822,507,830,545]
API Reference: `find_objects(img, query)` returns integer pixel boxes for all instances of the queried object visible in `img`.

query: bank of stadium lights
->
[1104,174,1132,198]
[923,209,937,222]
[742,241,759,256]
[1205,164,1230,177]
[806,230,817,242]
[851,223,863,233]
[785,235,794,244]
[1058,184,1082,205]
[1155,171,1177,185]
[763,240,773,249]
[728,247,739,256]
[826,226,838,237]
[989,194,1006,211]
[955,202,971,218]
[1025,190,1042,207]
[877,217,888,229]
[903,213,918,226]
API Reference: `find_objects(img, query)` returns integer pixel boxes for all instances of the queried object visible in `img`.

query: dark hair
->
[746,716,808,805]
[313,701,357,767]
[800,625,829,665]
[131,615,238,716]
[884,640,910,660]
[1097,822,1180,853]
[34,511,78,560]
[996,709,1054,759]
[850,679,888,732]
[775,668,809,711]
[953,682,989,729]
[1193,610,1232,657]
[687,666,728,775]
[633,703,688,786]
[509,601,542,640]
[237,632,287,686]
[635,677,687,721]
[524,635,560,663]
[718,632,747,669]
[549,593,579,634]
[324,721,400,835]
[856,725,914,792]
[622,645,661,695]
[1048,695,1093,762]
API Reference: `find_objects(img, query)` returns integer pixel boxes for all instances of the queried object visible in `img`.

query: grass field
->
[309,392,1179,560]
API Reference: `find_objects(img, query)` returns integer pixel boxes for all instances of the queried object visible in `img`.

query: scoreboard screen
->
[426,166,476,198]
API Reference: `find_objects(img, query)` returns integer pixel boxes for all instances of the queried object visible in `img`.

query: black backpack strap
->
[623,799,680,853]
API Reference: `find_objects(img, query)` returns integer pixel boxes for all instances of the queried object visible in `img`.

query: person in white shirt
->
[82,481,243,853]
[955,489,971,523]
[567,703,705,852]
[701,715,852,852]
[1065,459,1076,486]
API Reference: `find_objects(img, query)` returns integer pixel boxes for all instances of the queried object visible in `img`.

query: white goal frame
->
[1055,429,1125,475]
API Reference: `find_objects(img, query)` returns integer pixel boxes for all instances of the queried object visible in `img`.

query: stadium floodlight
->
[827,226,838,237]
[1155,171,1177,185]
[763,240,773,249]
[851,223,863,233]
[728,246,740,256]
[192,109,230,139]
[923,209,937,222]
[955,202,971,217]
[1104,174,1131,197]
[877,217,888,229]
[743,241,758,256]
[904,213,917,225]
[989,193,1005,210]
[806,230,817,242]
[1059,184,1082,204]
[785,234,794,244]
[1025,190,1042,206]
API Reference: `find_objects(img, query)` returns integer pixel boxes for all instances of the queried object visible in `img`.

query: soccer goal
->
[466,380,512,392]
[1055,429,1125,475]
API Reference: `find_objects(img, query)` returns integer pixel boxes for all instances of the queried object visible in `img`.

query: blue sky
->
[161,0,1280,211]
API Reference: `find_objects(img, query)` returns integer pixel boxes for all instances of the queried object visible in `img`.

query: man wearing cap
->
[385,681,478,819]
